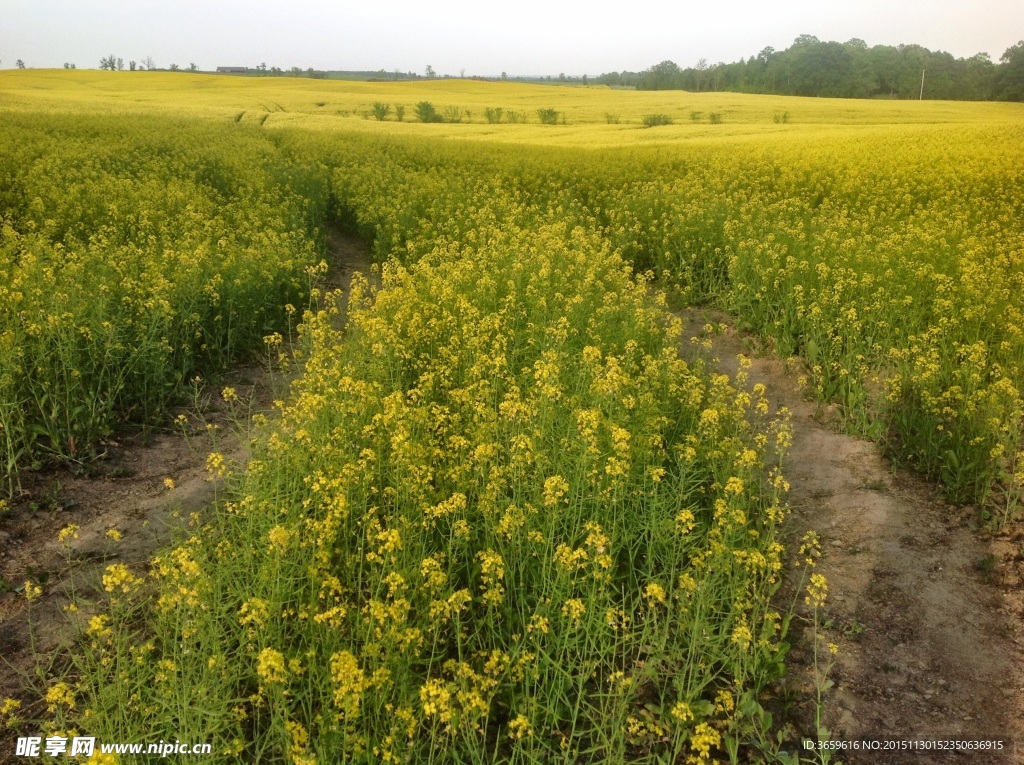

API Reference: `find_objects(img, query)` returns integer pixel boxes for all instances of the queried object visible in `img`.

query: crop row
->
[0,115,326,493]
[290,126,1024,513]
[69,166,793,760]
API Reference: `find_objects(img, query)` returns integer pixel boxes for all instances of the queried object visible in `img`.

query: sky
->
[3,0,1023,75]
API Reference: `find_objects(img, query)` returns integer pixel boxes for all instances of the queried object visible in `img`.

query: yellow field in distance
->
[2,69,1021,147]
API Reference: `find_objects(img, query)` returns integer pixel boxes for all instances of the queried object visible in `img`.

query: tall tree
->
[996,40,1024,100]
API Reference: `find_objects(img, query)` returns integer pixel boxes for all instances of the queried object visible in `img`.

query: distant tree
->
[996,40,1024,100]
[63,62,76,69]
[963,52,994,99]
[792,33,821,47]
[425,64,436,78]
[116,57,124,71]
[188,63,198,72]
[693,58,710,90]
[100,55,118,70]
[639,60,682,90]
[169,63,179,71]
[501,71,508,80]
[142,56,156,70]
[15,59,25,69]
[129,60,137,71]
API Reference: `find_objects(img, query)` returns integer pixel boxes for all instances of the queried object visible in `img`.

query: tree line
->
[596,36,1024,101]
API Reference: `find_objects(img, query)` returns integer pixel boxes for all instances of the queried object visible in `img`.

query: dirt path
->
[681,309,1024,764]
[0,228,373,758]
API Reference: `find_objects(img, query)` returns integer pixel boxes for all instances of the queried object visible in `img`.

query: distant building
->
[216,67,248,74]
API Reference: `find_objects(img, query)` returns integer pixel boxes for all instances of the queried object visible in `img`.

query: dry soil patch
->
[681,308,1024,764]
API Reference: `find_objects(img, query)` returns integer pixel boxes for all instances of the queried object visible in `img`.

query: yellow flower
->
[805,573,828,608]
[285,719,309,756]
[267,525,292,553]
[542,475,570,507]
[477,549,505,605]
[330,651,368,718]
[85,752,119,765]
[45,682,75,713]
[687,722,722,764]
[561,598,586,624]
[419,678,452,723]
[507,714,533,740]
[731,622,753,651]
[1,696,22,729]
[675,508,697,535]
[671,701,693,722]
[256,648,288,685]
[239,598,269,628]
[715,689,735,713]
[644,582,667,606]
[102,564,142,594]
[205,452,227,479]
[526,614,549,636]
[87,615,113,641]
[724,476,745,495]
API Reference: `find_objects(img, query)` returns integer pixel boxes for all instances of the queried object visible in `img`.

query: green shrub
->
[371,102,391,121]
[484,107,503,124]
[415,101,443,123]
[537,107,559,125]
[641,113,673,127]
[443,106,465,123]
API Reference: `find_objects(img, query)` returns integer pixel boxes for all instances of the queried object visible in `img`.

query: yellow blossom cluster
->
[0,113,321,493]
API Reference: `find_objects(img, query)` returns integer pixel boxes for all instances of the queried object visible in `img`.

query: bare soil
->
[680,309,1024,764]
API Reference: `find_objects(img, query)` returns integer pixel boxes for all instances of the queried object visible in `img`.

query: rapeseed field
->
[1,70,1021,762]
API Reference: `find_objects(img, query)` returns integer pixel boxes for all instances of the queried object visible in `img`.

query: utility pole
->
[919,68,925,100]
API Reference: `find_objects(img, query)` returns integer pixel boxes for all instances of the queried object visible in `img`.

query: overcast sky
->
[4,0,1023,75]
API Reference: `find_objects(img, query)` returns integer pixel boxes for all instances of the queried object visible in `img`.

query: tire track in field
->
[678,308,1024,764]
